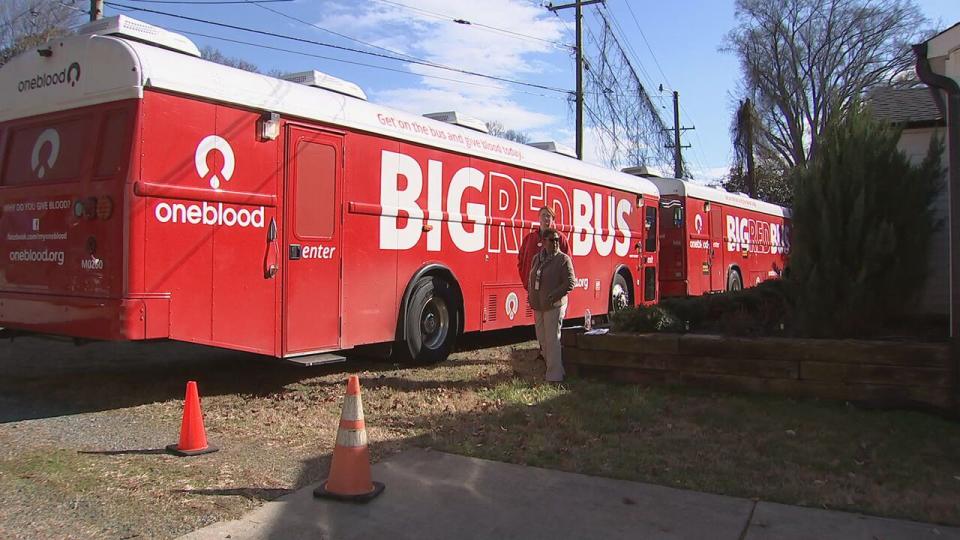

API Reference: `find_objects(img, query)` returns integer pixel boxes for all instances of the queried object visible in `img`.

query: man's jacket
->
[518,229,570,289]
[527,250,576,311]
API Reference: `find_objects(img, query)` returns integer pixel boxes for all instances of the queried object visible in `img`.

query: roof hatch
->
[76,15,200,57]
[423,111,489,133]
[528,141,577,159]
[621,165,661,178]
[281,70,367,100]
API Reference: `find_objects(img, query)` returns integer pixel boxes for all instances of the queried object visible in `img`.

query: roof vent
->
[528,141,577,158]
[281,70,367,100]
[423,111,489,133]
[76,15,200,57]
[621,165,661,178]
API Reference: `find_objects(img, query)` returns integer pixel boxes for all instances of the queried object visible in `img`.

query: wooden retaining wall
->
[561,331,957,412]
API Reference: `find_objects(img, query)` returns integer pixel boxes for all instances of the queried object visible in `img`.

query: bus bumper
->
[0,293,170,341]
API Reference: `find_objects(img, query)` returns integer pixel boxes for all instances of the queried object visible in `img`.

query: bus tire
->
[727,269,743,292]
[404,276,458,364]
[610,273,631,312]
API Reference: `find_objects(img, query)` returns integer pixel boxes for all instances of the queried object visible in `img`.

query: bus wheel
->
[404,276,458,364]
[611,273,631,312]
[727,270,743,292]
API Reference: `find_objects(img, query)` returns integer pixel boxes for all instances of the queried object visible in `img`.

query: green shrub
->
[662,279,791,336]
[611,280,791,336]
[788,105,944,337]
[610,305,684,333]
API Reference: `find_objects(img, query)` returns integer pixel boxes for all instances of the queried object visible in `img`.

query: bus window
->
[644,267,656,301]
[95,109,133,179]
[295,141,336,238]
[2,118,87,185]
[644,206,657,252]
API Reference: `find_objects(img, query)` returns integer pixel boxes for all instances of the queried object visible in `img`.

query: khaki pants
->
[534,303,567,382]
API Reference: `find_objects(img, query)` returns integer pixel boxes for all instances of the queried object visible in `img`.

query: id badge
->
[535,268,541,291]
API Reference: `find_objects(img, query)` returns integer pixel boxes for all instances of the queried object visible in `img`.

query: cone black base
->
[314,480,385,503]
[165,443,219,457]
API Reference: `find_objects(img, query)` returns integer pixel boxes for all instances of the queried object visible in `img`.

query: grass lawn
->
[1,337,958,538]
[422,346,960,526]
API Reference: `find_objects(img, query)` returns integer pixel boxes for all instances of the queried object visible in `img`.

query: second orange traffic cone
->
[166,381,218,457]
[314,375,385,502]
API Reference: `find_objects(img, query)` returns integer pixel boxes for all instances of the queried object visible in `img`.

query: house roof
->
[868,86,945,128]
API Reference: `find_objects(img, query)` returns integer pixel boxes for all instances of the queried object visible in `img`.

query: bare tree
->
[1,0,83,67]
[200,46,261,73]
[723,0,928,168]
[486,120,531,144]
[731,98,757,197]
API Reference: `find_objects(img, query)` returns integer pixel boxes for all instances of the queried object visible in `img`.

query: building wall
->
[898,127,949,315]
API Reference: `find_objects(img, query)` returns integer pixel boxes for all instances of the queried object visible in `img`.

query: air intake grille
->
[485,294,498,322]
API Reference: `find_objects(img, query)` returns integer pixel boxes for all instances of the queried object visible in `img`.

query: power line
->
[241,0,425,63]
[168,27,569,101]
[126,0,292,4]
[593,8,660,102]
[619,0,672,91]
[370,0,572,50]
[104,2,572,94]
[609,2,713,179]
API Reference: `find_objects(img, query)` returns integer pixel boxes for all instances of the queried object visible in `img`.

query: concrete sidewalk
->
[180,448,959,540]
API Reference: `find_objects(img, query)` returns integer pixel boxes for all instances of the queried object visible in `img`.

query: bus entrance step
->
[285,353,348,367]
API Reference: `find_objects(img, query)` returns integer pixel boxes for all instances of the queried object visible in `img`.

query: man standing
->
[527,228,576,382]
[518,206,569,289]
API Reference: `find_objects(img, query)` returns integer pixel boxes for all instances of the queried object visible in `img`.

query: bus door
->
[708,205,725,292]
[282,126,343,355]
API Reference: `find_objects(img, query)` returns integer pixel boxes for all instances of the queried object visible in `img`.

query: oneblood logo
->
[379,149,635,256]
[504,292,519,321]
[153,136,264,228]
[195,135,235,190]
[31,129,60,179]
[18,62,81,93]
[155,202,264,228]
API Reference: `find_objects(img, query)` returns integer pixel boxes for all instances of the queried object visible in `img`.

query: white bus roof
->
[0,23,659,199]
[645,176,791,218]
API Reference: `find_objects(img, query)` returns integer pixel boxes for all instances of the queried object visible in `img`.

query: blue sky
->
[103,0,958,182]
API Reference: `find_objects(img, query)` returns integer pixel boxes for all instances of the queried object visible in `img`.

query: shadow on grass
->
[78,449,168,456]
[174,488,295,501]
[231,372,960,539]
[0,327,534,423]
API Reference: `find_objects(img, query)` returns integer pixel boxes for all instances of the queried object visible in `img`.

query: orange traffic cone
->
[166,381,218,456]
[314,375,385,502]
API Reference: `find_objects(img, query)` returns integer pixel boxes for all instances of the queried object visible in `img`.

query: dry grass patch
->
[1,337,959,538]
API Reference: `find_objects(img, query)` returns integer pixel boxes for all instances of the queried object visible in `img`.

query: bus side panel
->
[394,143,487,332]
[209,104,279,354]
[339,133,401,348]
[138,92,278,354]
[140,93,216,344]
[658,196,687,297]
[719,205,789,289]
[684,198,712,295]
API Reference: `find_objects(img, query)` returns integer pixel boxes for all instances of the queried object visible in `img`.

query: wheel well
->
[727,265,742,284]
[610,265,635,310]
[398,264,464,341]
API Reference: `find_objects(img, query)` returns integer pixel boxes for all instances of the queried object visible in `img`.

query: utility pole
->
[90,0,104,22]
[665,90,692,178]
[547,0,604,160]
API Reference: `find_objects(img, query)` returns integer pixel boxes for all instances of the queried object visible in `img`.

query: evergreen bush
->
[788,106,944,337]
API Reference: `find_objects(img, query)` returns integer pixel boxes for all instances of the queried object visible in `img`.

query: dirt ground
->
[2,331,959,539]
[0,331,532,539]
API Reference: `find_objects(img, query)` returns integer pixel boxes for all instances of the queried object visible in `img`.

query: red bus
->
[0,17,661,364]
[637,175,790,296]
